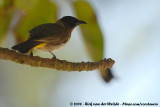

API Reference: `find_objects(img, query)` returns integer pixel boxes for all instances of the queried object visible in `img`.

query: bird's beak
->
[77,20,87,25]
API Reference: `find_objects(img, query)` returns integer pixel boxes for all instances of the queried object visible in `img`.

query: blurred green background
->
[0,0,160,107]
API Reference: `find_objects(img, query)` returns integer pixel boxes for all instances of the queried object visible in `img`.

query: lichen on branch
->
[0,47,115,71]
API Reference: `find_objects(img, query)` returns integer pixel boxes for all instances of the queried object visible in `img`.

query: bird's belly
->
[34,43,67,53]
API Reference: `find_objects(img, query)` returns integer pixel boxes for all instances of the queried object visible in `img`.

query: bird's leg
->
[49,52,56,60]
[30,51,33,57]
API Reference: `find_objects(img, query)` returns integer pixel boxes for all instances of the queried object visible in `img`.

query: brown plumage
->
[12,16,86,55]
[12,16,114,82]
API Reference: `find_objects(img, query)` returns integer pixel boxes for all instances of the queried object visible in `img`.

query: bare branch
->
[0,47,115,71]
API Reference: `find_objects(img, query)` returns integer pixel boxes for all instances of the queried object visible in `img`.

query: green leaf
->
[73,1,104,61]
[73,1,113,82]
[14,0,37,11]
[0,0,14,46]
[14,0,57,42]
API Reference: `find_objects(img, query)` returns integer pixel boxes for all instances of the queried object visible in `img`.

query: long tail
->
[12,40,40,53]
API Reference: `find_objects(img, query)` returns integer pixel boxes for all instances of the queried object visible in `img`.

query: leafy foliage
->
[14,0,57,42]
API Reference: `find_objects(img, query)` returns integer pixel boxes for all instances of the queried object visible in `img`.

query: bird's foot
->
[30,51,33,57]
[50,52,56,60]
[52,56,56,60]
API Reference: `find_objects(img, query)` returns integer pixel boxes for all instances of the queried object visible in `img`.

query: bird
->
[12,16,87,58]
[12,16,113,82]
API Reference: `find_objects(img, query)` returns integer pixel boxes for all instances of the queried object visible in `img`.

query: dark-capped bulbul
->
[12,16,87,58]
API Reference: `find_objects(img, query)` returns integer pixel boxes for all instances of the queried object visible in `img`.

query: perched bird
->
[12,16,86,58]
[12,16,113,82]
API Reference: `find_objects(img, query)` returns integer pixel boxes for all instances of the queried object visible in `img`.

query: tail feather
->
[12,40,40,53]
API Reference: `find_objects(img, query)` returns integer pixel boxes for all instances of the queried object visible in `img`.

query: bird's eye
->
[70,21,76,26]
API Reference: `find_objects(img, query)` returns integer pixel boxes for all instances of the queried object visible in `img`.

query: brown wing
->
[34,32,68,45]
[29,23,67,44]
[29,23,59,37]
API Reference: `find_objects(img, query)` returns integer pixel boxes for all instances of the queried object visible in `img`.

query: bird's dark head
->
[57,16,87,28]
